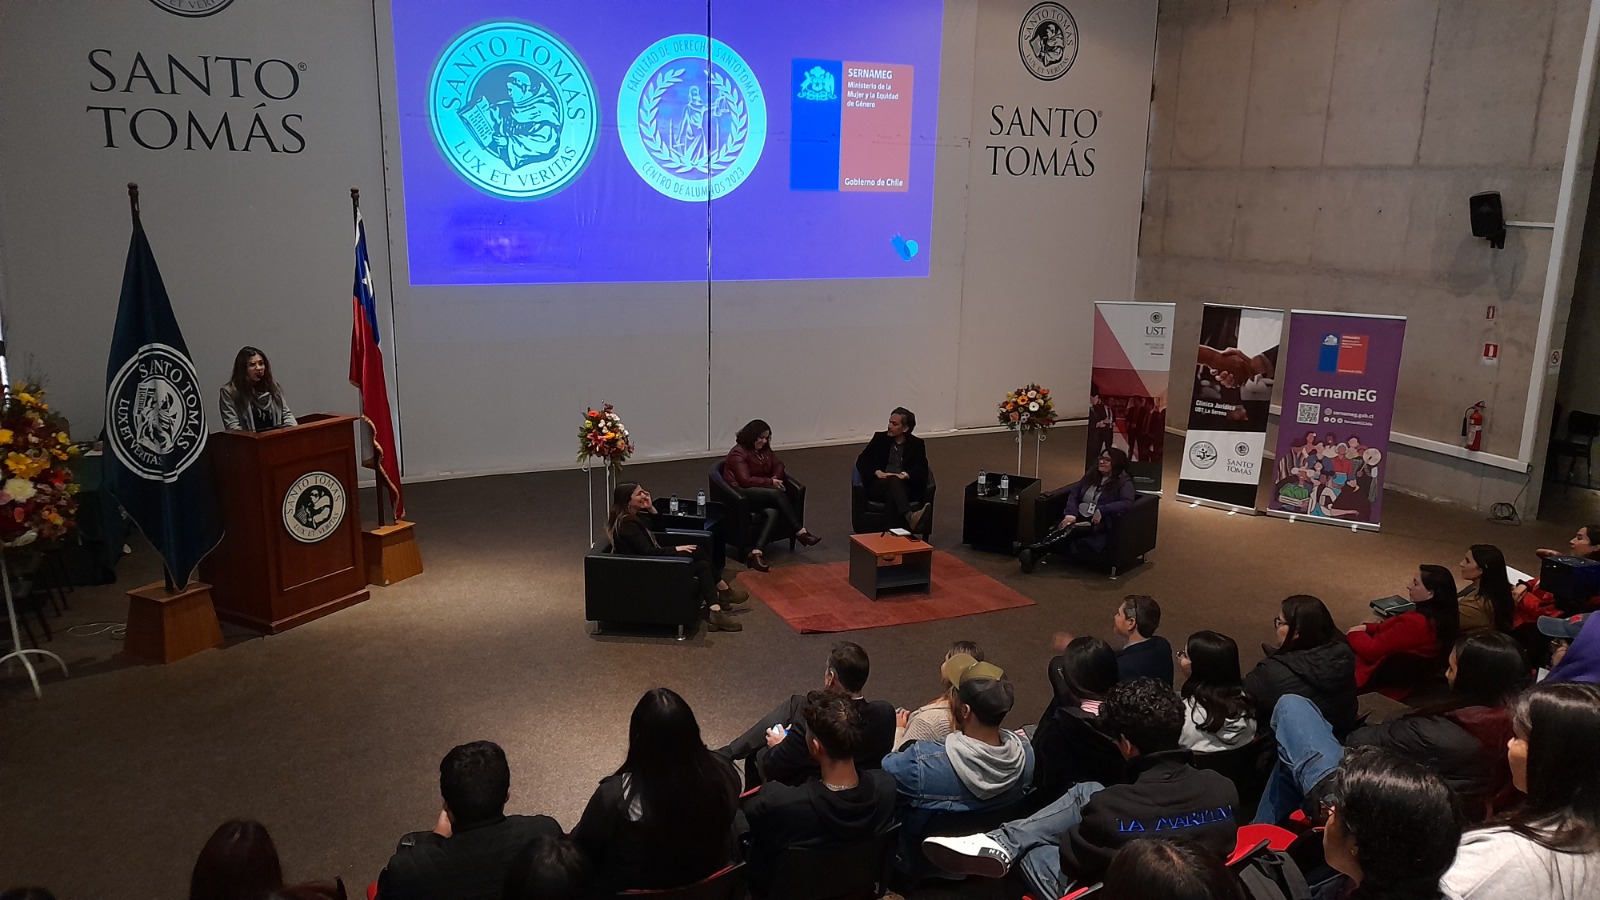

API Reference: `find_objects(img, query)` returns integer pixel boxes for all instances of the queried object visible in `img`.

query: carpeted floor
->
[0,428,1584,899]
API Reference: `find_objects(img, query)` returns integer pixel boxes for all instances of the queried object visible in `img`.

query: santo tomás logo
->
[1019,2,1080,81]
[617,34,768,201]
[428,21,598,200]
[282,471,346,544]
[106,343,207,483]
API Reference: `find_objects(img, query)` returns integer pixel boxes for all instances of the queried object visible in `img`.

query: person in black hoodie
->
[922,678,1240,900]
[1032,635,1128,800]
[1243,595,1358,737]
[741,690,897,894]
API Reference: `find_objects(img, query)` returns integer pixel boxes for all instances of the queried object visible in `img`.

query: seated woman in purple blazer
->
[1019,448,1137,574]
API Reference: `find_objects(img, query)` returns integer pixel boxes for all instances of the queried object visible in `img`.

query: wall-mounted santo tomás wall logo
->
[282,472,346,543]
[1018,2,1079,81]
[618,35,768,201]
[428,22,598,200]
[146,0,234,17]
[106,343,207,483]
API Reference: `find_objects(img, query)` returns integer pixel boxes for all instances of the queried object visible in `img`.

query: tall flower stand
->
[584,460,619,547]
[0,546,68,698]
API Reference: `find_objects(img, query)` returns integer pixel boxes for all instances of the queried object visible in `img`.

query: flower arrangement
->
[0,383,80,545]
[997,383,1057,432]
[577,402,634,473]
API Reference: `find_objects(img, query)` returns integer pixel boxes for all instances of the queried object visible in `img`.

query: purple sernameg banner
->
[1265,311,1406,530]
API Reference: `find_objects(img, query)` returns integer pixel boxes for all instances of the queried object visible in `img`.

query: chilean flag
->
[350,210,405,519]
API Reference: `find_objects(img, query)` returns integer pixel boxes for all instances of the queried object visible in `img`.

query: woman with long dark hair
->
[1178,631,1256,753]
[1032,635,1126,796]
[1514,525,1600,625]
[190,820,283,900]
[1458,545,1515,634]
[1320,747,1464,900]
[1018,447,1137,574]
[1350,565,1461,697]
[1442,681,1600,898]
[218,346,296,432]
[1243,595,1358,737]
[723,419,819,572]
[570,688,740,893]
[606,482,742,632]
[1098,838,1244,900]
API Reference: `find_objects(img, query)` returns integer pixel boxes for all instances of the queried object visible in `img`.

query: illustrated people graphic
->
[487,71,561,168]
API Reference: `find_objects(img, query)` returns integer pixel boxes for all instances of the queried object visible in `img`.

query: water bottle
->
[669,493,680,514]
[977,468,987,495]
[999,474,1010,499]
[696,489,706,515]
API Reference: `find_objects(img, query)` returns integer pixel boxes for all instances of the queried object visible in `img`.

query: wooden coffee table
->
[849,533,934,600]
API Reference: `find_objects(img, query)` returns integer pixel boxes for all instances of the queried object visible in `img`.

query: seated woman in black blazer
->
[607,482,742,633]
[853,407,930,531]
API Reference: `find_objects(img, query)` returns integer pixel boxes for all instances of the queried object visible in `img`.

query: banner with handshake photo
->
[1177,304,1283,510]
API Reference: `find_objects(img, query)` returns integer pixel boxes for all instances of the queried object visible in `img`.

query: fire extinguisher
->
[1463,402,1485,451]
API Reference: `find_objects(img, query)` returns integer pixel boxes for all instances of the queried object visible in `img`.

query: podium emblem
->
[106,342,207,482]
[282,471,346,543]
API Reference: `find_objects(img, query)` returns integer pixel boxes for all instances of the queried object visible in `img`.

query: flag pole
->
[128,182,140,223]
[352,188,391,527]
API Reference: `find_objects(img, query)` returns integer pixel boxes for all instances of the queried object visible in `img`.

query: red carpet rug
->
[739,551,1036,634]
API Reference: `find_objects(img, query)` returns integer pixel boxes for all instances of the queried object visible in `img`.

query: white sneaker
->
[922,833,1013,878]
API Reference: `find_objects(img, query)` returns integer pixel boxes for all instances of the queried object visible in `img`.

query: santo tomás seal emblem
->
[1018,2,1080,81]
[428,21,598,200]
[106,343,207,483]
[617,34,768,201]
[282,471,346,543]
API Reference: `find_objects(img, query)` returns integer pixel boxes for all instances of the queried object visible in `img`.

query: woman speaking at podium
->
[219,346,297,432]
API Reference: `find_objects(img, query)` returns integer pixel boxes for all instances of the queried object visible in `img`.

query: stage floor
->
[0,428,1574,899]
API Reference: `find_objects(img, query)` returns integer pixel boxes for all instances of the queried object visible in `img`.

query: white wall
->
[0,0,1157,480]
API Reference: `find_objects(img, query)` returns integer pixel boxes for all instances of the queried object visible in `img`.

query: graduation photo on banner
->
[1264,311,1406,530]
[1177,304,1284,510]
[1089,301,1175,492]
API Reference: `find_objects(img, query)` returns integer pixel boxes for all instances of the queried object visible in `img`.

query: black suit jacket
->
[378,814,562,900]
[854,432,929,497]
[757,696,897,786]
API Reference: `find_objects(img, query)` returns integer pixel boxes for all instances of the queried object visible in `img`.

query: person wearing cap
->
[921,678,1238,900]
[716,642,896,789]
[1542,612,1600,684]
[880,655,1034,843]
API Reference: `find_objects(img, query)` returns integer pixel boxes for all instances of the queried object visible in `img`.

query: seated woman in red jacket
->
[1512,523,1600,627]
[1348,564,1460,698]
[724,419,819,572]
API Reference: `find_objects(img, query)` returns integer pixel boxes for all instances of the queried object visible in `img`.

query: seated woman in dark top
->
[607,482,742,633]
[570,688,740,893]
[1018,448,1137,574]
[1242,594,1357,737]
[1032,635,1127,799]
[1457,544,1515,635]
[1349,564,1460,698]
[725,419,820,572]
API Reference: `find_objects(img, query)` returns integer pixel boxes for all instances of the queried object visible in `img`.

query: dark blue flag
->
[102,214,223,586]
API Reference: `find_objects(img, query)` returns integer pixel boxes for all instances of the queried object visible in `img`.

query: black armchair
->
[584,530,709,640]
[708,461,808,559]
[1031,490,1159,577]
[850,467,936,537]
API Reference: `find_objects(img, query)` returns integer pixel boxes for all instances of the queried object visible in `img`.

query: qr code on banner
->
[1296,402,1322,425]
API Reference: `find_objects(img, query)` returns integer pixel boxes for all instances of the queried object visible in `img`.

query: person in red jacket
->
[724,419,820,572]
[1348,564,1460,699]
[1512,524,1600,627]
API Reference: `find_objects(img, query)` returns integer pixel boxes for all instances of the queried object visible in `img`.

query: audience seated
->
[571,688,740,893]
[1457,544,1515,635]
[1350,565,1460,699]
[1099,839,1244,900]
[718,641,895,788]
[741,690,897,895]
[1113,594,1174,685]
[1033,635,1127,799]
[893,640,983,750]
[921,678,1239,900]
[1178,631,1257,753]
[378,741,562,900]
[1319,747,1465,900]
[190,819,284,900]
[1543,613,1600,683]
[501,836,595,900]
[881,654,1034,837]
[1513,525,1600,626]
[1243,595,1358,737]
[1441,682,1600,899]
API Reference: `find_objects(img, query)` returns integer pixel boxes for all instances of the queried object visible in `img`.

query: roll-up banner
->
[1263,311,1406,531]
[1089,302,1176,493]
[1177,304,1285,510]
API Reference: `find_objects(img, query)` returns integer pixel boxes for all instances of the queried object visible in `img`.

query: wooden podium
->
[201,414,370,633]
